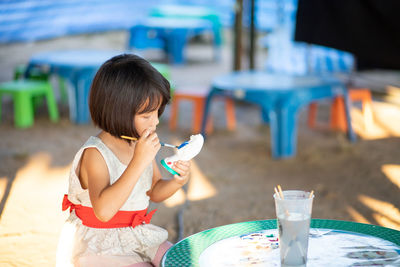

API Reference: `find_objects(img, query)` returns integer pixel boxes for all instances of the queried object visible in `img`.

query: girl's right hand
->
[132,129,161,167]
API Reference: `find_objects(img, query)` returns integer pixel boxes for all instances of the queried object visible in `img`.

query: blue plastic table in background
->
[201,71,356,159]
[148,4,223,48]
[128,17,215,64]
[26,50,171,124]
[26,50,131,124]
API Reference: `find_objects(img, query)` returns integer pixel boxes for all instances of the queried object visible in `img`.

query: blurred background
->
[0,0,399,266]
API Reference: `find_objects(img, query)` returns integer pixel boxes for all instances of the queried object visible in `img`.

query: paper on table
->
[199,229,400,267]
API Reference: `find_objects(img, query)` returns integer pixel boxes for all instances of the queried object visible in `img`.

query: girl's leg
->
[151,241,173,267]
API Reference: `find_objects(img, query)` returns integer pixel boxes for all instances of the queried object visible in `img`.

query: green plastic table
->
[161,219,400,266]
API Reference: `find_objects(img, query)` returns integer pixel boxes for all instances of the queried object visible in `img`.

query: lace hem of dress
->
[67,212,168,260]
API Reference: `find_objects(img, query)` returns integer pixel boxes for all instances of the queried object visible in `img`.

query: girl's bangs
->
[137,92,163,114]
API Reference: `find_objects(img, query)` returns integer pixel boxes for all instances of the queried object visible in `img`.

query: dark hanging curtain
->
[294,0,400,70]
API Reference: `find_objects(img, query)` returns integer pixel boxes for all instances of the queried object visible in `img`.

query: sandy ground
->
[0,31,400,266]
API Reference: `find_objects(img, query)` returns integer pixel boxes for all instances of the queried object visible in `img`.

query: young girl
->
[56,54,190,267]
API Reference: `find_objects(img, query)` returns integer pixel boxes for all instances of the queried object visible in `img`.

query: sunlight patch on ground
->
[384,86,400,107]
[0,176,8,203]
[381,164,400,189]
[352,101,400,140]
[346,205,371,224]
[163,188,186,208]
[0,152,70,267]
[358,194,400,230]
[372,213,400,232]
[163,160,217,208]
[187,160,217,201]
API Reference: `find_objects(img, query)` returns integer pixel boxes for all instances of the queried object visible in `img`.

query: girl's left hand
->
[172,160,191,185]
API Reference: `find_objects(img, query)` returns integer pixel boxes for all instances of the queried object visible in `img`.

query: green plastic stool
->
[0,80,59,128]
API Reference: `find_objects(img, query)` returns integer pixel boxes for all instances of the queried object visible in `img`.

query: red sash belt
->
[62,194,156,229]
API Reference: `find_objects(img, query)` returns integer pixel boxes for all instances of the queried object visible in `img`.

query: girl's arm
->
[81,130,160,222]
[147,160,191,203]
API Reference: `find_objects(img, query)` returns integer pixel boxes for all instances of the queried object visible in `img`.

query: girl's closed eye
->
[140,110,158,118]
[141,113,156,120]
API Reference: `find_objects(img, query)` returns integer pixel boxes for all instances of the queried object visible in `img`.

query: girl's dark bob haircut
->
[89,54,170,140]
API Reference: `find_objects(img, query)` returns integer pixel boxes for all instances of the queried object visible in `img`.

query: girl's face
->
[134,109,160,136]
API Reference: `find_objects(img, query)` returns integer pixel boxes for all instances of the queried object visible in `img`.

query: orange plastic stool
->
[308,88,373,132]
[169,88,236,133]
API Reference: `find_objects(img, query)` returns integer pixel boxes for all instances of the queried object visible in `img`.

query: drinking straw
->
[309,190,314,199]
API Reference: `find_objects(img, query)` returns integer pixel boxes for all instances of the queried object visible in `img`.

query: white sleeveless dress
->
[56,136,168,267]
